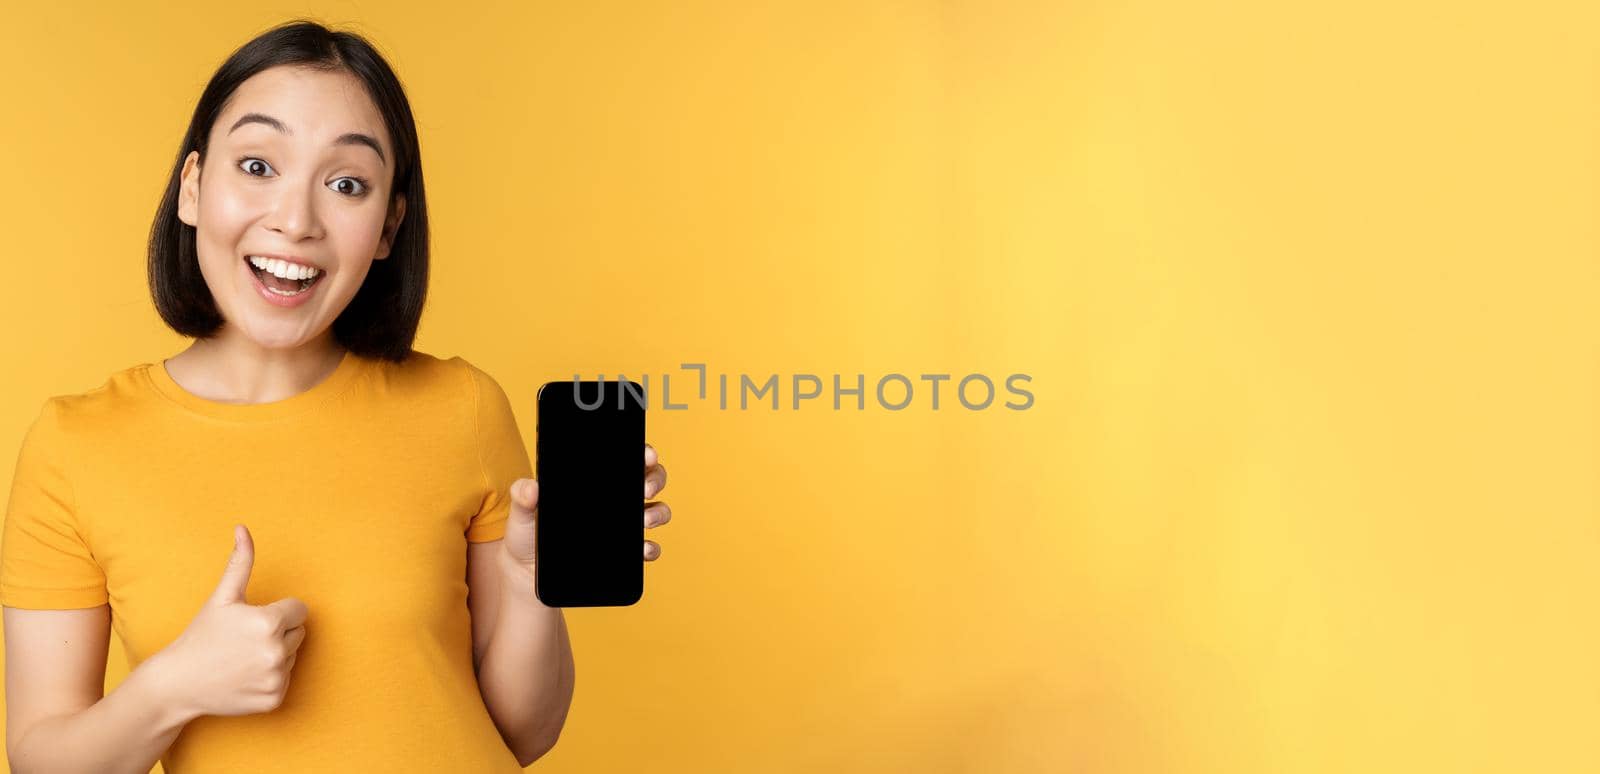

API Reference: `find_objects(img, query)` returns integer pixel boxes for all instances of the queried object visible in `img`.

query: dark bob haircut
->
[148,19,427,363]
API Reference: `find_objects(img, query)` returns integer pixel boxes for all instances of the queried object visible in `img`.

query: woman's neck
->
[163,334,347,406]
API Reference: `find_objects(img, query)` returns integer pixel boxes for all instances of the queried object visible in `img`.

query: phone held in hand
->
[534,379,647,607]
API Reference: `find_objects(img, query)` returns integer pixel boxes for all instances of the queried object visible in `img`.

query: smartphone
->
[534,379,647,607]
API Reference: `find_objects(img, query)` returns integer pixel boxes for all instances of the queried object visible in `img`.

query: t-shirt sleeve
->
[0,398,109,609]
[463,361,533,543]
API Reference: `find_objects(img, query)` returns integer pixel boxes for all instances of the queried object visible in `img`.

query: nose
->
[263,177,324,242]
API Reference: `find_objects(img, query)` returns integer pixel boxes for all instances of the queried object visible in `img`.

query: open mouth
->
[244,255,324,297]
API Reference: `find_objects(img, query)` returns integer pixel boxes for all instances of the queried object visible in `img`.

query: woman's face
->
[176,64,405,351]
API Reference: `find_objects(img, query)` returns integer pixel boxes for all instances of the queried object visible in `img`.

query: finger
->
[503,479,540,560]
[508,479,539,533]
[283,625,307,651]
[645,502,672,528]
[285,651,298,671]
[644,463,667,499]
[263,597,309,633]
[209,524,255,606]
[511,478,540,512]
[644,540,661,561]
[644,443,658,468]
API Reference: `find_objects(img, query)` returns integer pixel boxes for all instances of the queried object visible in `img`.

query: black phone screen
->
[535,379,646,607]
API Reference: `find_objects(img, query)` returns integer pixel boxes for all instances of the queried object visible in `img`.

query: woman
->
[0,19,671,772]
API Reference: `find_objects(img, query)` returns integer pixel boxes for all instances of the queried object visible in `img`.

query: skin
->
[479,444,667,762]
[4,61,673,772]
[167,64,405,404]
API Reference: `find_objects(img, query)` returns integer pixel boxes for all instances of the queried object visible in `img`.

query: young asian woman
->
[0,19,672,773]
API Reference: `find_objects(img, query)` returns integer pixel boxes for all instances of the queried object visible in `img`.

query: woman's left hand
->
[641,443,671,560]
[500,443,671,573]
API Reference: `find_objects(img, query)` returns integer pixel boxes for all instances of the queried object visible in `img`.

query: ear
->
[176,151,201,227]
[375,193,407,261]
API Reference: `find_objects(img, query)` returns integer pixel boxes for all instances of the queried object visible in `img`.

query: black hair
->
[148,18,427,363]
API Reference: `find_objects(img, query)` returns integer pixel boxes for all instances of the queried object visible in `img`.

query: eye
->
[236,156,369,198]
[238,156,275,177]
[330,176,369,197]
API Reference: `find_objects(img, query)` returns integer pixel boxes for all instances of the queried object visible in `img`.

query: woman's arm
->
[475,546,575,767]
[4,606,197,774]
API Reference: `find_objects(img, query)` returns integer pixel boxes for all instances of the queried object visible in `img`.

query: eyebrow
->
[227,112,386,166]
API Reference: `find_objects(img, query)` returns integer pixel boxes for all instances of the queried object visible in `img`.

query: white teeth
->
[247,255,321,281]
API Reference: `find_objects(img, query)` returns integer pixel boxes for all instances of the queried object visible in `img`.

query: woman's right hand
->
[155,524,308,718]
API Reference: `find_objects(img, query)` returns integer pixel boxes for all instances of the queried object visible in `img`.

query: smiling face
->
[176,64,406,351]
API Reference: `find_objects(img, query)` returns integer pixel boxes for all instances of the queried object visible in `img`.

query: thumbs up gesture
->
[155,525,308,719]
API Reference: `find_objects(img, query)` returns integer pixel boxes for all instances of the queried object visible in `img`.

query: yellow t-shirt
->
[0,349,532,773]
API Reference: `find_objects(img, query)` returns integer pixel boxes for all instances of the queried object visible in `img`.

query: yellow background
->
[1,1,1596,771]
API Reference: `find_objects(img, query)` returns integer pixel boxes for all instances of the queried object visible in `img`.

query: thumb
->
[209,524,254,605]
[503,479,538,563]
[512,479,538,516]
[508,479,539,529]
